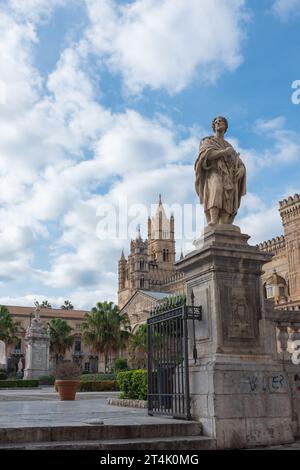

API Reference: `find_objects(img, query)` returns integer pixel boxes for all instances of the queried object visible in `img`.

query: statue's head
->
[212,116,228,133]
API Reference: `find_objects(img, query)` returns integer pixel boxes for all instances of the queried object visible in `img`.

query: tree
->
[128,323,147,369]
[48,318,74,364]
[81,301,131,373]
[60,300,74,310]
[41,300,52,308]
[0,305,23,367]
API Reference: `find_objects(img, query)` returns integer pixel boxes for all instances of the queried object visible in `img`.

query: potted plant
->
[54,361,81,400]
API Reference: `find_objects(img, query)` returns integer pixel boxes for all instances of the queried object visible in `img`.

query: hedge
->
[39,375,55,385]
[0,380,39,388]
[0,372,7,380]
[117,370,147,401]
[78,380,118,392]
[80,373,116,382]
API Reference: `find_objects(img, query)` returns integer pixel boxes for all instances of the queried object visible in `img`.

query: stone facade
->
[176,224,298,448]
[259,194,300,310]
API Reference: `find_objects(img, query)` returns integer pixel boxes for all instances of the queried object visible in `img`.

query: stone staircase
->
[0,422,216,450]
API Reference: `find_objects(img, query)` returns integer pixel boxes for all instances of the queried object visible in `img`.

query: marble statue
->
[194,116,246,226]
[17,358,23,373]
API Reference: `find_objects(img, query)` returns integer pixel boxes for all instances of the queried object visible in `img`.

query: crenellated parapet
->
[161,271,185,286]
[279,193,300,224]
[279,193,300,209]
[257,235,285,255]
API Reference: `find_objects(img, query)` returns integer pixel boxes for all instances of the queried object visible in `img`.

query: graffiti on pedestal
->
[241,374,286,393]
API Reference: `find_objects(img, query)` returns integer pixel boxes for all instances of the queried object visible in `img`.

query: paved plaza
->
[0,387,298,450]
[0,387,180,428]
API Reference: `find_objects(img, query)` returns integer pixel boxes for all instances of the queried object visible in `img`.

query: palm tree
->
[0,305,23,367]
[60,300,74,310]
[81,301,131,373]
[48,318,74,364]
[128,323,147,369]
[41,300,52,308]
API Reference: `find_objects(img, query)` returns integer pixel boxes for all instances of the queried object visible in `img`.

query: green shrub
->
[7,372,17,379]
[80,373,116,382]
[39,375,55,385]
[117,369,147,400]
[0,369,7,373]
[112,357,128,373]
[0,372,7,380]
[0,380,39,388]
[78,380,118,392]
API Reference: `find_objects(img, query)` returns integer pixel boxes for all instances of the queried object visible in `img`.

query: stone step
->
[0,435,216,450]
[0,422,202,444]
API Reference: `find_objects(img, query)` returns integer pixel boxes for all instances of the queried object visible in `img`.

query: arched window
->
[163,249,169,262]
[14,339,21,354]
[140,259,145,271]
[264,270,287,302]
[140,278,145,288]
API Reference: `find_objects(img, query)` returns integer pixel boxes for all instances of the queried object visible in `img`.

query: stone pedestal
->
[176,225,295,448]
[24,312,50,379]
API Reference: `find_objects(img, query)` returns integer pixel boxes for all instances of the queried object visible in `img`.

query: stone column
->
[176,224,295,449]
[24,311,50,379]
[0,340,6,369]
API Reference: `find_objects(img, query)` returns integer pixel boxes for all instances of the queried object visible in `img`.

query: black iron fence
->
[147,295,201,420]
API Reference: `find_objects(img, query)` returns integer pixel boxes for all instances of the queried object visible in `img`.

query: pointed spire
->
[159,193,162,205]
[180,249,184,260]
[121,249,125,259]
[136,224,142,239]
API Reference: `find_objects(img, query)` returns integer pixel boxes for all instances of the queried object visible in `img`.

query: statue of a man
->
[194,116,246,226]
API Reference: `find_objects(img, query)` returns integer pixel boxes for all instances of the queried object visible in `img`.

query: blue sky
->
[0,0,299,309]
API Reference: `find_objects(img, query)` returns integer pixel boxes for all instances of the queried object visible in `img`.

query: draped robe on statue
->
[194,136,246,221]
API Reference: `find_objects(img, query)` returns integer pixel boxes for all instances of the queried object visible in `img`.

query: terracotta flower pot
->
[55,380,80,400]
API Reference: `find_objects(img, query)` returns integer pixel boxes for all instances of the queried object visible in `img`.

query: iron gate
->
[147,297,201,420]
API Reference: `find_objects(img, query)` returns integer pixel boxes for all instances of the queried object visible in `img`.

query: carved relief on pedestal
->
[229,295,252,338]
[220,283,260,345]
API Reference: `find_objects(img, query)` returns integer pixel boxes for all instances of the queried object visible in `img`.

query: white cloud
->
[34,129,199,292]
[84,0,247,94]
[7,0,73,23]
[227,117,300,178]
[254,116,286,133]
[272,0,300,20]
[0,0,297,310]
[237,193,283,245]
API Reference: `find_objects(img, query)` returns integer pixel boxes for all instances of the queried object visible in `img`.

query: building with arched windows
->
[258,194,300,311]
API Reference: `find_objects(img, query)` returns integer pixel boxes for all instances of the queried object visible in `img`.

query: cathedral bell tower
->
[128,226,149,292]
[147,195,176,280]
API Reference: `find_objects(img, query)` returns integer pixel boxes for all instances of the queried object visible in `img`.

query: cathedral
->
[118,196,185,330]
[118,193,300,330]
